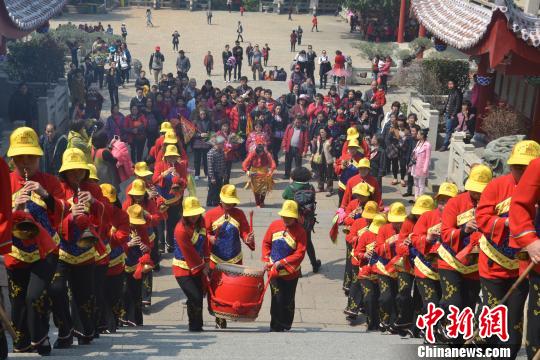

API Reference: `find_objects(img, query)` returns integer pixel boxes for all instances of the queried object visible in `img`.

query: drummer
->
[261,200,307,332]
[204,184,255,329]
[172,197,209,332]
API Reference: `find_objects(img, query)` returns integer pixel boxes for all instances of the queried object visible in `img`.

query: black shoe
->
[215,318,227,329]
[408,199,415,204]
[188,327,204,332]
[93,332,100,339]
[36,338,51,356]
[312,260,321,273]
[270,326,284,332]
[402,192,413,197]
[53,335,73,349]
[77,336,92,345]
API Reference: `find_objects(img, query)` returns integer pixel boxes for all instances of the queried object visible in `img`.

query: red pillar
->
[418,25,426,37]
[474,53,496,132]
[397,0,407,43]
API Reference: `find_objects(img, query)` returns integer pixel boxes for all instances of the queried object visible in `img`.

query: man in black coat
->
[232,41,243,81]
[440,80,463,151]
[8,83,38,129]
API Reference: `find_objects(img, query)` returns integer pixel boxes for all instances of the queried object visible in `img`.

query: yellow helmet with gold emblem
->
[88,163,99,181]
[183,196,205,217]
[387,202,407,223]
[163,130,178,144]
[7,127,44,157]
[160,121,173,134]
[358,158,370,169]
[353,182,373,197]
[362,201,379,220]
[436,182,458,199]
[59,148,90,173]
[411,195,435,216]
[346,127,359,141]
[464,164,493,193]
[220,184,240,205]
[368,214,387,234]
[507,140,540,166]
[127,204,146,225]
[100,183,117,203]
[278,200,299,219]
[128,179,147,196]
[164,144,180,157]
[347,138,360,148]
[134,162,153,177]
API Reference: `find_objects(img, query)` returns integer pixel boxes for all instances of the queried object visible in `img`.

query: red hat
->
[155,46,160,51]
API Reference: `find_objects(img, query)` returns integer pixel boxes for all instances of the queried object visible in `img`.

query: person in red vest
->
[477,140,540,358]
[438,164,492,344]
[262,200,307,332]
[375,202,406,333]
[6,127,64,354]
[204,184,254,328]
[509,157,540,359]
[172,197,209,332]
[311,14,318,32]
[356,213,387,330]
[410,183,458,326]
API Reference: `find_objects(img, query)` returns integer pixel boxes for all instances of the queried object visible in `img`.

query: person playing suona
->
[262,200,307,332]
[99,183,130,334]
[375,202,406,333]
[344,199,378,321]
[410,182,458,341]
[339,157,381,212]
[7,127,63,355]
[509,156,540,359]
[122,204,153,327]
[172,197,209,332]
[242,139,276,208]
[52,147,107,348]
[147,122,173,165]
[153,144,187,253]
[392,195,434,337]
[476,140,540,358]
[334,138,367,206]
[341,181,373,294]
[438,164,492,344]
[123,179,163,313]
[356,213,387,330]
[204,184,255,329]
[340,126,370,158]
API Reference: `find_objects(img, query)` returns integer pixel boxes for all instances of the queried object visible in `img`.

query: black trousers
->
[0,289,7,359]
[271,137,282,166]
[224,161,232,185]
[270,277,298,331]
[207,177,223,207]
[527,271,540,359]
[395,271,415,327]
[378,274,397,326]
[166,203,182,250]
[416,277,442,313]
[95,67,104,89]
[7,254,57,351]
[103,273,124,333]
[439,269,480,313]
[305,231,318,268]
[319,74,328,89]
[94,264,108,333]
[142,271,153,306]
[316,162,334,192]
[338,188,344,206]
[343,242,352,291]
[173,42,179,51]
[193,148,209,177]
[50,260,95,340]
[109,87,119,107]
[346,265,363,315]
[176,275,204,331]
[130,138,146,163]
[122,273,143,326]
[284,147,302,177]
[224,65,232,81]
[360,278,379,329]
[234,62,242,80]
[480,277,528,360]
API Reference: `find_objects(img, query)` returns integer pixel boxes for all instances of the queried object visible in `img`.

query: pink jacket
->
[411,140,431,178]
[110,138,134,182]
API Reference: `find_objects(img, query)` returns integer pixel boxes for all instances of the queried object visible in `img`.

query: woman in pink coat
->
[410,128,431,199]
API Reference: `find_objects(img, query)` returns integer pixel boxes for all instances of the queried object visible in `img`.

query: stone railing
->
[447,132,482,189]
[407,91,439,148]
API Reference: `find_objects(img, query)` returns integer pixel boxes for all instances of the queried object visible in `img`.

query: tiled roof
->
[411,0,540,49]
[2,0,67,31]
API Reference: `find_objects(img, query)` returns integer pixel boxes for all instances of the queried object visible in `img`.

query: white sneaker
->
[194,176,200,180]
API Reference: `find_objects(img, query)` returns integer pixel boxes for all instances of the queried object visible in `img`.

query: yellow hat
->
[100,183,117,203]
[134,162,153,177]
[387,202,407,223]
[128,179,147,196]
[163,130,178,144]
[464,164,493,193]
[436,182,458,199]
[127,204,146,225]
[347,139,360,148]
[362,201,379,220]
[59,148,90,173]
[164,145,180,158]
[160,121,173,133]
[346,127,359,141]
[278,200,299,219]
[353,182,373,197]
[507,140,540,166]
[7,127,44,157]
[411,195,435,215]
[220,184,240,204]
[88,163,99,181]
[183,196,205,217]
[368,214,387,234]
[358,158,370,169]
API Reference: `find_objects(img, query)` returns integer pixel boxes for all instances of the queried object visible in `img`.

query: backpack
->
[293,186,317,232]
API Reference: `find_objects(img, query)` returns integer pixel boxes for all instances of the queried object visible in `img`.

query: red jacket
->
[152,159,188,192]
[393,218,416,273]
[281,125,309,154]
[440,191,481,279]
[476,173,519,279]
[124,113,148,144]
[306,103,328,124]
[227,106,241,132]
[340,138,371,158]
[122,196,164,228]
[510,158,540,274]
[370,89,386,110]
[0,158,11,255]
[106,205,130,275]
[375,223,398,275]
[242,151,276,172]
[356,230,378,278]
[261,219,306,280]
[348,218,370,266]
[411,209,442,279]
[343,198,364,227]
[340,174,382,210]
[172,220,210,277]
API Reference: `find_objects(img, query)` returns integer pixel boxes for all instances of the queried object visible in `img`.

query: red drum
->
[208,263,268,321]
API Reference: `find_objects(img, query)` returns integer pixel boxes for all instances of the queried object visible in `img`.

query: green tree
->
[340,0,401,20]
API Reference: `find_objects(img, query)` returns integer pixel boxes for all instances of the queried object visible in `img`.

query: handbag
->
[311,153,322,164]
